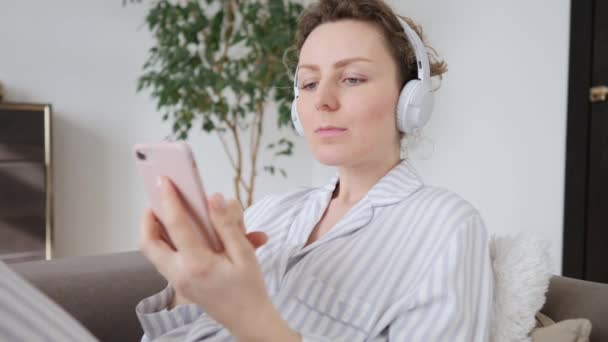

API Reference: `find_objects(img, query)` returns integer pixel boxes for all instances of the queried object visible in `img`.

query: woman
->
[136,0,494,341]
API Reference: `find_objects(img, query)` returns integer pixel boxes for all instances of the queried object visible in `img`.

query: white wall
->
[0,0,313,258]
[1,0,571,273]
[394,0,571,273]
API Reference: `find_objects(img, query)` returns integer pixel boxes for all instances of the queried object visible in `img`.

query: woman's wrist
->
[167,294,177,310]
[168,292,191,310]
[232,303,301,342]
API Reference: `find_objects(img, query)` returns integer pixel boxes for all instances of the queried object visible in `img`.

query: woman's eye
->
[300,78,364,90]
[344,77,364,85]
[302,82,317,90]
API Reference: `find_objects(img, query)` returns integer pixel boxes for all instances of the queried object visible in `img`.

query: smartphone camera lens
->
[136,150,147,161]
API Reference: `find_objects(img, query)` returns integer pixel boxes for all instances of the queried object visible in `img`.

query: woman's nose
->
[313,81,340,112]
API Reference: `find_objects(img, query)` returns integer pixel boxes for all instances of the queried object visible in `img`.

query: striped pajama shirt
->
[137,159,494,341]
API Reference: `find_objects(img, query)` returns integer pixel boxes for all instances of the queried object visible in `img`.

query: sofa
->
[9,251,608,342]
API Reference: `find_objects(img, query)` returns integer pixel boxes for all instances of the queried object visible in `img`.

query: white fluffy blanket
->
[490,234,553,342]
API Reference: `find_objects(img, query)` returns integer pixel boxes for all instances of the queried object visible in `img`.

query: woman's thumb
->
[246,231,268,249]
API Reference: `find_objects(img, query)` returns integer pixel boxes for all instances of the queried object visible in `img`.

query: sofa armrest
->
[542,275,608,342]
[9,251,166,342]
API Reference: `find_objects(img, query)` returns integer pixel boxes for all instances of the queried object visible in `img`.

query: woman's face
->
[296,19,402,167]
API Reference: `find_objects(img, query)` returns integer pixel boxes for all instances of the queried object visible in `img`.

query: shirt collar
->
[319,158,424,207]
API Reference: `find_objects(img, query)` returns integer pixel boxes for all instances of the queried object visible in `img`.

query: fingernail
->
[157,176,168,192]
[212,194,226,210]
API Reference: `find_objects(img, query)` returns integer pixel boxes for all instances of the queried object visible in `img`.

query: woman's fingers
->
[140,209,175,279]
[206,193,267,251]
[159,177,209,253]
[208,194,254,263]
[246,231,268,249]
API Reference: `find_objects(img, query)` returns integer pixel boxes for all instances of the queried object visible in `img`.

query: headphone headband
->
[397,17,431,85]
[293,65,300,97]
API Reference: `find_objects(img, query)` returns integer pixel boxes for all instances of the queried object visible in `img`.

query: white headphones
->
[291,17,434,136]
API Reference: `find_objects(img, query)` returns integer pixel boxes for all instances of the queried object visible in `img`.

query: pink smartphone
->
[133,141,222,252]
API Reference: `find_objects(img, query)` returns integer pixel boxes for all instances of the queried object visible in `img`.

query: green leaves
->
[263,136,294,177]
[202,117,215,132]
[263,165,287,178]
[136,0,304,181]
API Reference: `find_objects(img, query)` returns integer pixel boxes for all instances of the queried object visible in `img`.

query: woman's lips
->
[315,126,347,137]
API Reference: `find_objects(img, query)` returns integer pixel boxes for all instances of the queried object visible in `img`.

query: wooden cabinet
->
[0,103,52,263]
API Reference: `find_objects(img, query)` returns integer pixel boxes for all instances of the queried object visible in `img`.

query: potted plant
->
[134,0,303,207]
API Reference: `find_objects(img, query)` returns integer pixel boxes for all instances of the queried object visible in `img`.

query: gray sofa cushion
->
[8,252,608,342]
[542,276,608,342]
[9,251,165,342]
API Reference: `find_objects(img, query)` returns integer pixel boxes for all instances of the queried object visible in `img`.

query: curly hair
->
[284,0,448,89]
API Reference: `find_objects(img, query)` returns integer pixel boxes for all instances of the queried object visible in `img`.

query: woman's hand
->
[140,177,300,342]
[167,212,268,310]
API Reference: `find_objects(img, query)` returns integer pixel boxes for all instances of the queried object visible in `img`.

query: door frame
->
[562,0,594,278]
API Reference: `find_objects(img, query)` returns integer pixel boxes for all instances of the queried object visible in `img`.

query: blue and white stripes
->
[137,159,494,341]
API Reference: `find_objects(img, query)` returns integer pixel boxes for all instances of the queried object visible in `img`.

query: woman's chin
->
[312,149,354,167]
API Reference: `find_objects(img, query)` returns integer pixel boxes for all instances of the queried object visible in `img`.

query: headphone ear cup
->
[396,80,418,133]
[396,80,434,134]
[291,99,304,136]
